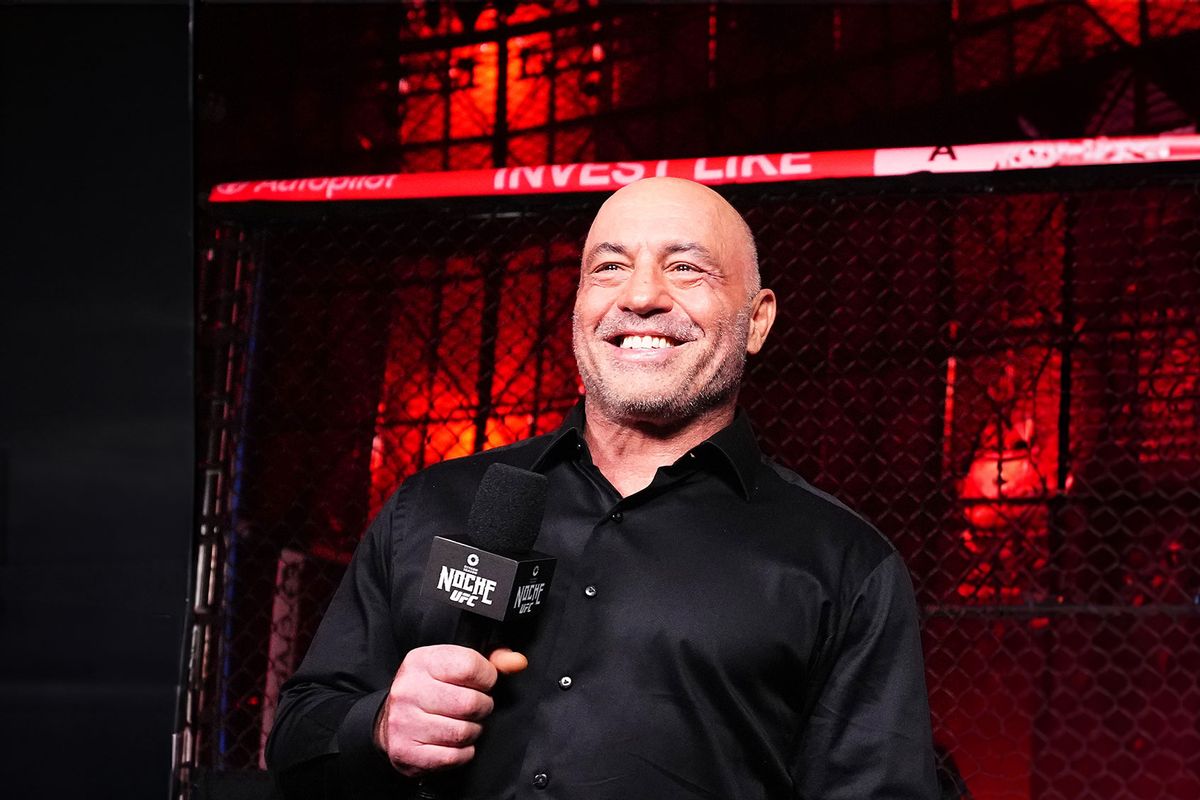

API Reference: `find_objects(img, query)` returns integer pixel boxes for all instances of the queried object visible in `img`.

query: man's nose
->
[618,262,673,315]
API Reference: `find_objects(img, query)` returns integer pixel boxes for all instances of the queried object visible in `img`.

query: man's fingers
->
[422,646,499,691]
[488,647,529,675]
[416,715,484,748]
[414,679,495,721]
[406,644,526,687]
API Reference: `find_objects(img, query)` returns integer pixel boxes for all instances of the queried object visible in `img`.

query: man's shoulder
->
[755,458,898,577]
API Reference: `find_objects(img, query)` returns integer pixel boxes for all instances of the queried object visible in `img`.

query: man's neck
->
[582,399,736,497]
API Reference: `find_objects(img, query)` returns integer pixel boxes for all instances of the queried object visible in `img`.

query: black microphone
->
[422,462,557,652]
[415,464,555,800]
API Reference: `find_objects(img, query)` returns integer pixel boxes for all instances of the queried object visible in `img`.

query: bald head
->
[585,178,761,299]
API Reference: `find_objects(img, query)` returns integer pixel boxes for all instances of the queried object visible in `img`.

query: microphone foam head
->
[467,463,548,554]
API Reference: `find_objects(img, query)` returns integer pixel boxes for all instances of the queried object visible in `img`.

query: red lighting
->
[960,415,1067,530]
[365,243,581,519]
[950,346,1086,604]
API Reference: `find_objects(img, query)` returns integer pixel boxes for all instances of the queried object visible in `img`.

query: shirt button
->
[532,771,550,789]
[583,584,597,598]
[610,511,623,523]
[558,675,573,690]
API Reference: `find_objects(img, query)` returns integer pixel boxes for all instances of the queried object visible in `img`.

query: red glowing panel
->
[508,33,552,135]
[1083,0,1144,46]
[450,43,498,140]
[947,344,1100,604]
[955,350,1069,492]
[368,244,580,519]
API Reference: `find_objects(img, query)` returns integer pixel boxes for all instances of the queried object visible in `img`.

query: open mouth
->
[612,334,679,350]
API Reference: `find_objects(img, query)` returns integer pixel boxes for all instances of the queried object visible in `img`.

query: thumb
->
[488,647,529,675]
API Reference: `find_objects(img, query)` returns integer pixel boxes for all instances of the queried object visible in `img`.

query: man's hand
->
[374,645,528,777]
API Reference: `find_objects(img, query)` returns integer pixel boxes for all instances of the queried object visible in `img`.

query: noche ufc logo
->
[436,552,498,607]
[510,581,546,614]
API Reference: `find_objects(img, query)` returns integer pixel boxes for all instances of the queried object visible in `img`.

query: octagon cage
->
[187,160,1200,800]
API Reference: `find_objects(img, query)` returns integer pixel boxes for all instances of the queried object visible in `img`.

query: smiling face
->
[572,178,775,426]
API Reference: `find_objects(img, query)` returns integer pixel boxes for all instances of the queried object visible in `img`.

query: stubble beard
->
[572,307,751,425]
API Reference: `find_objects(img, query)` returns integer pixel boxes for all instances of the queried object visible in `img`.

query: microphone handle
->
[415,612,499,800]
[453,611,496,652]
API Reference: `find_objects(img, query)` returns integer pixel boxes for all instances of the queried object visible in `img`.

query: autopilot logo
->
[436,551,497,607]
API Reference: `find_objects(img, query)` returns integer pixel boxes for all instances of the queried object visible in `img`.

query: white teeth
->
[619,335,674,350]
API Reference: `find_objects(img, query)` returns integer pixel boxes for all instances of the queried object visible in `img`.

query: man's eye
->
[596,262,623,272]
[670,262,698,272]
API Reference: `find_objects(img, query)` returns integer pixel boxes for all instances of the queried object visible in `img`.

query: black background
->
[0,2,192,797]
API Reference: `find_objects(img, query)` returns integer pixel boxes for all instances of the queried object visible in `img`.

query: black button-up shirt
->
[268,405,937,799]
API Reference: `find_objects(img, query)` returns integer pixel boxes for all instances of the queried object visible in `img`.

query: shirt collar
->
[531,401,761,500]
[530,402,587,473]
[694,408,762,499]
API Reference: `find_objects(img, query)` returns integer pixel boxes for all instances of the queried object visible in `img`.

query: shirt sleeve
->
[792,550,939,800]
[265,485,413,798]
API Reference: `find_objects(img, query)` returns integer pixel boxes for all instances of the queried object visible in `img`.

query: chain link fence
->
[188,164,1200,798]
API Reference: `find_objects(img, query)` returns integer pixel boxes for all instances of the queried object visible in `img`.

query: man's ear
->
[745,288,776,355]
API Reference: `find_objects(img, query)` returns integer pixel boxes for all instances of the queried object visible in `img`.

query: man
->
[268,178,938,799]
